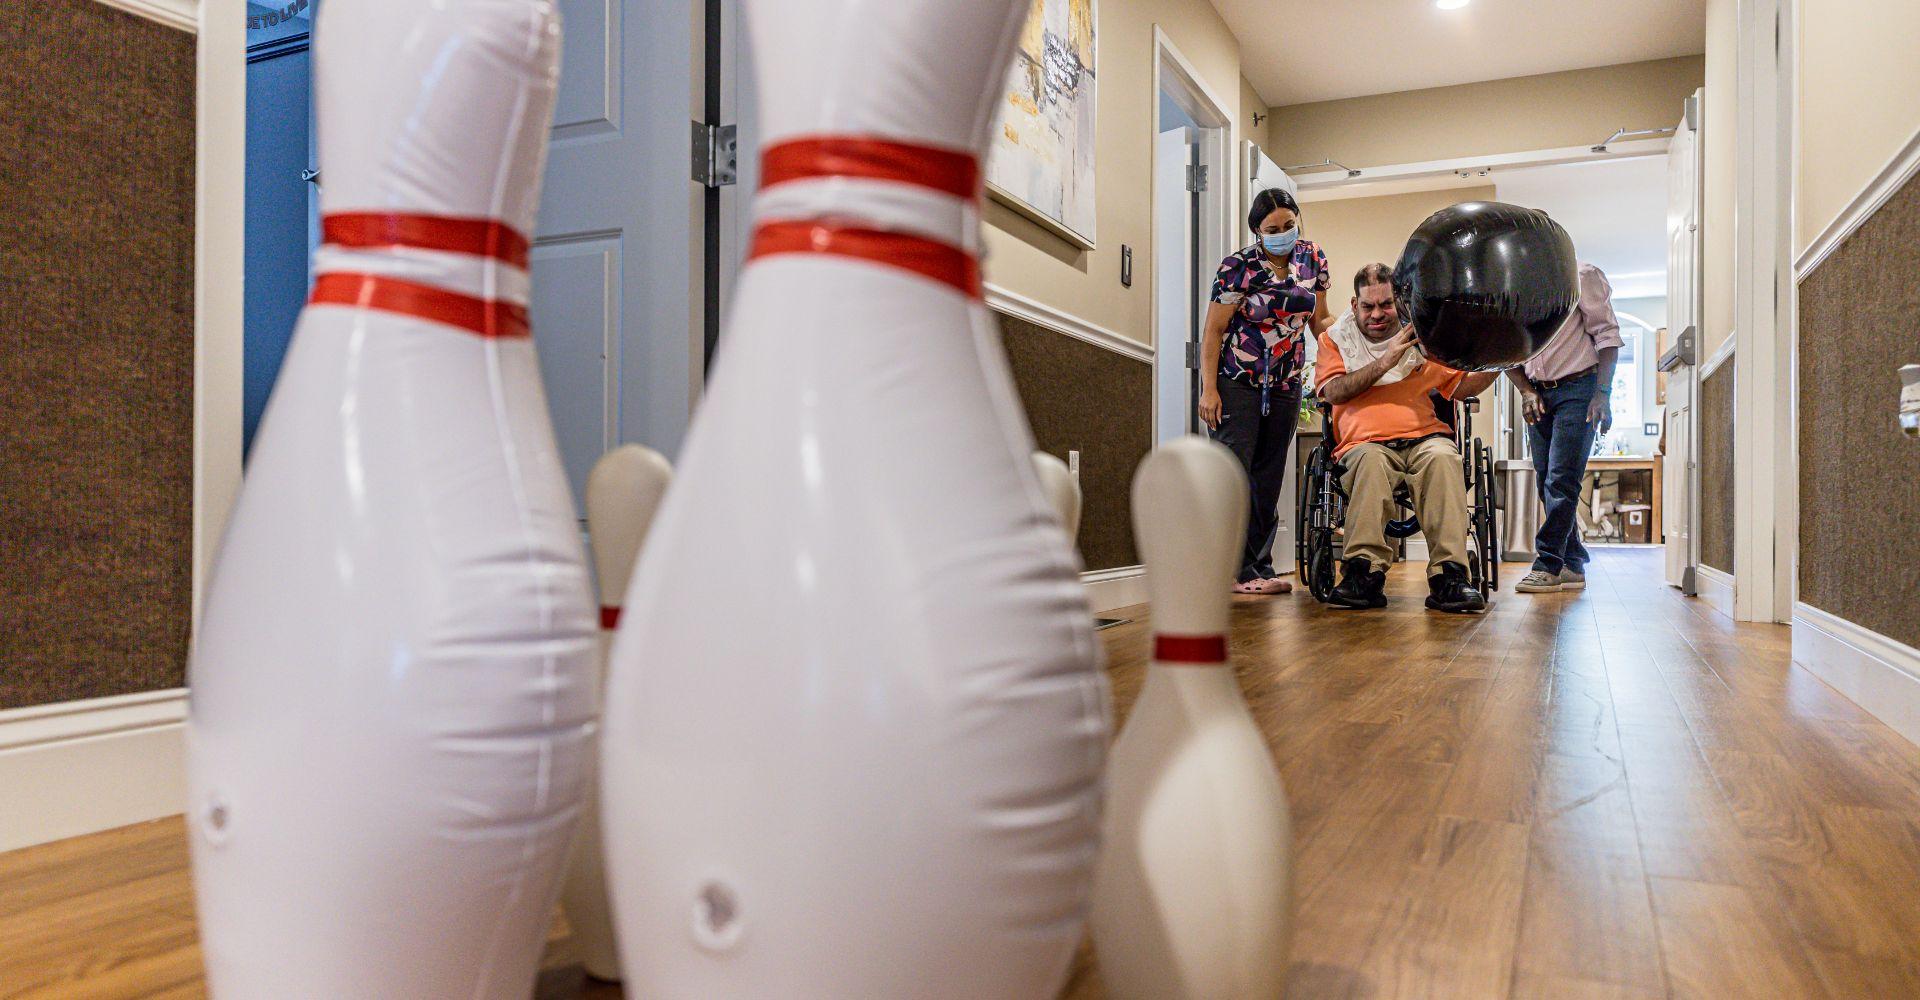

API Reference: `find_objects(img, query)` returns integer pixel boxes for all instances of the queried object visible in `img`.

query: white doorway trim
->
[196,0,246,629]
[1149,26,1234,445]
[1731,0,1796,623]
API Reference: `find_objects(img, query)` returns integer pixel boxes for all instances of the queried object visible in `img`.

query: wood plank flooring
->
[7,549,1920,998]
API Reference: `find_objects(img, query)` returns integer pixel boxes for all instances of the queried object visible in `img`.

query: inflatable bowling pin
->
[1032,451,1083,542]
[598,0,1109,995]
[186,3,594,995]
[561,445,673,982]
[1090,438,1293,999]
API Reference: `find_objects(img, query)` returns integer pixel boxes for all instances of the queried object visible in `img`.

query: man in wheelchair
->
[1313,264,1502,612]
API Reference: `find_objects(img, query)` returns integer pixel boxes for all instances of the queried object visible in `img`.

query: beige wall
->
[982,0,1249,347]
[1795,0,1920,254]
[1702,0,1735,357]
[1262,57,1704,172]
[1298,186,1497,303]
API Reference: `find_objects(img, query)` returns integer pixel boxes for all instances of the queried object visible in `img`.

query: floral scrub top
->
[1208,239,1330,394]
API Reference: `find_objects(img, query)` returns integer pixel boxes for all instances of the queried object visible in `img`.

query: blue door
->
[243,3,316,457]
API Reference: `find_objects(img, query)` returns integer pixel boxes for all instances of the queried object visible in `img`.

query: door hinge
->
[1185,164,1208,193]
[1185,342,1201,369]
[692,121,738,188]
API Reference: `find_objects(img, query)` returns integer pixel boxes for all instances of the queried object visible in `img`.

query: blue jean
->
[1527,373,1599,575]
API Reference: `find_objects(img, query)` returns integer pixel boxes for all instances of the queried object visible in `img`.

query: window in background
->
[1612,326,1640,436]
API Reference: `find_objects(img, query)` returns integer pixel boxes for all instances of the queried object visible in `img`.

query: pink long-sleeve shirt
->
[1523,262,1625,382]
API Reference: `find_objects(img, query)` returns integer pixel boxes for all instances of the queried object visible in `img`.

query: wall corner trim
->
[0,689,188,852]
[1695,564,1735,620]
[1793,602,1920,747]
[985,283,1155,365]
[1796,120,1920,281]
[1082,565,1147,614]
[93,0,198,32]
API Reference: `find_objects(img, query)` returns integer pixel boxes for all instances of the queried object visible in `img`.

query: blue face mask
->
[1262,227,1300,257]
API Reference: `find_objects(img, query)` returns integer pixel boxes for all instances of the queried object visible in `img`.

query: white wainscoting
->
[1793,603,1920,748]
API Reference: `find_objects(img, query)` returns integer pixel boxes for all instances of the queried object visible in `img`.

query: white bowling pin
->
[561,445,673,982]
[186,3,593,996]
[1090,438,1293,999]
[598,0,1109,995]
[1032,451,1083,542]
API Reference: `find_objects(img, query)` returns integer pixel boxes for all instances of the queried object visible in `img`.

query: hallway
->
[6,551,1920,998]
[1067,547,1920,998]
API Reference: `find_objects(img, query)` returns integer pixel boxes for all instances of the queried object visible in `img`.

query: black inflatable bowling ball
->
[1392,202,1579,372]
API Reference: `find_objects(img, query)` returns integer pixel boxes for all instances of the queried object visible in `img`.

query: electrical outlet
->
[1067,450,1081,479]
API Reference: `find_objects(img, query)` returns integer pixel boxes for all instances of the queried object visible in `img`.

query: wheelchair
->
[1295,390,1501,603]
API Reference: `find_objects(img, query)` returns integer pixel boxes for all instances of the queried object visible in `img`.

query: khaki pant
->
[1340,437,1468,577]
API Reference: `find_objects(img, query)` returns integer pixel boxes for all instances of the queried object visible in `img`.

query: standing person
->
[1198,187,1333,595]
[1506,261,1624,593]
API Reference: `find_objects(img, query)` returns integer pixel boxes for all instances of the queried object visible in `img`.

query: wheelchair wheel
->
[1298,445,1342,603]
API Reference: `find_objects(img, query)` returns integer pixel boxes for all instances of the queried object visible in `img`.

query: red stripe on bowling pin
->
[760,137,981,200]
[309,272,530,339]
[600,606,621,629]
[748,221,981,299]
[323,212,531,268]
[1151,634,1228,665]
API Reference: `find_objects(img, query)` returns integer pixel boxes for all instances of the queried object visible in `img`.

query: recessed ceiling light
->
[1436,0,1470,8]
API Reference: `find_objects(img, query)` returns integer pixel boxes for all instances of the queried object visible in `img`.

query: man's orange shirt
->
[1315,332,1469,459]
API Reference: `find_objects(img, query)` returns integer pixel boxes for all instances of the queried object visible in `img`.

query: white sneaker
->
[1515,569,1563,593]
[1558,568,1586,590]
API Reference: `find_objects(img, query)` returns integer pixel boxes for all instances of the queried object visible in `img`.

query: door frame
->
[1732,0,1797,622]
[196,0,248,628]
[1149,26,1234,444]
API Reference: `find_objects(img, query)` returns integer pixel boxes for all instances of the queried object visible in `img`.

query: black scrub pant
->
[1209,376,1301,583]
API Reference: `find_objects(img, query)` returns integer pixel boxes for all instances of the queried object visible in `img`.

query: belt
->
[1532,365,1597,389]
[1381,433,1453,451]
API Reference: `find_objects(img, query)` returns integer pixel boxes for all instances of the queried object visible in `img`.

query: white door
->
[1662,92,1704,590]
[1243,140,1298,215]
[531,0,702,510]
[1153,126,1197,444]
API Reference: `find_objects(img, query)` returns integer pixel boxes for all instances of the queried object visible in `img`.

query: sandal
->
[1232,577,1293,595]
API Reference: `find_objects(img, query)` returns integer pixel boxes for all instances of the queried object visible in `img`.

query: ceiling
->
[1491,155,1671,299]
[1221,0,1707,107]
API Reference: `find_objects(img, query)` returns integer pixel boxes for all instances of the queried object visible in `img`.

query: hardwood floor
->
[7,549,1920,998]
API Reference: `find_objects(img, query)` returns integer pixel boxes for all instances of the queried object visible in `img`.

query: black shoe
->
[1327,556,1387,609]
[1425,562,1487,614]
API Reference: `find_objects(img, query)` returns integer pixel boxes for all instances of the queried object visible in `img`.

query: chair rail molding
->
[985,283,1154,365]
[94,0,197,32]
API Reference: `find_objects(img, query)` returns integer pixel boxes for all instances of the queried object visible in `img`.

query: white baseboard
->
[1696,564,1735,620]
[1793,603,1920,747]
[0,689,188,852]
[1084,566,1147,614]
